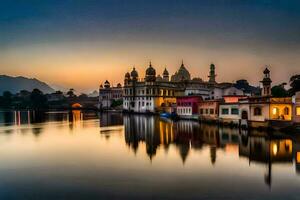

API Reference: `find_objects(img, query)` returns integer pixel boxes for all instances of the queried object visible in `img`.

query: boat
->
[160,112,179,120]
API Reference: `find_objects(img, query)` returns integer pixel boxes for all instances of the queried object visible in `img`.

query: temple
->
[122,61,246,113]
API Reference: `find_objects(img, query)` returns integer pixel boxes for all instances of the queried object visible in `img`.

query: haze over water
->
[0,111,299,199]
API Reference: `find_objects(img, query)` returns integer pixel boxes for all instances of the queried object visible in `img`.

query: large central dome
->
[145,62,156,82]
[171,61,191,82]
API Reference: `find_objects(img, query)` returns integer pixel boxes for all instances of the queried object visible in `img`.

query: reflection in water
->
[0,111,300,199]
[123,114,300,187]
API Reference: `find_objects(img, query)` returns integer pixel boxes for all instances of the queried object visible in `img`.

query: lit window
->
[272,107,278,115]
[297,107,300,116]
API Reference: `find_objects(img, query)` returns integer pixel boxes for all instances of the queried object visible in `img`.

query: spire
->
[208,63,216,83]
[261,66,272,96]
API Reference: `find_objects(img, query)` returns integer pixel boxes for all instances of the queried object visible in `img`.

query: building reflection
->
[123,114,300,187]
[99,112,123,127]
[239,136,293,187]
[124,115,219,162]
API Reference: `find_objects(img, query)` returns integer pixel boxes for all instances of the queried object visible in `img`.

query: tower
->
[130,67,138,82]
[208,63,216,83]
[124,72,130,85]
[261,67,272,96]
[163,67,169,81]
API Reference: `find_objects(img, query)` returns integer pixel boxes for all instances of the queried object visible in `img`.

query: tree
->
[67,88,76,98]
[0,91,13,108]
[54,90,63,95]
[111,99,123,108]
[271,83,288,97]
[78,93,88,100]
[289,74,300,95]
[30,88,48,109]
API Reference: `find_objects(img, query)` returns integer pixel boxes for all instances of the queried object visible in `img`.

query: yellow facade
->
[269,104,292,121]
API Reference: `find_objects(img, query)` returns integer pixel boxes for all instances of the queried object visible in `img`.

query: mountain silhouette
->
[0,75,55,94]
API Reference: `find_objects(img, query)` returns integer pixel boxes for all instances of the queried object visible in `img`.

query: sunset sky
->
[1,0,300,92]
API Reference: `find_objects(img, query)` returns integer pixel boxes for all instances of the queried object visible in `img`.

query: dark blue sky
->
[0,0,300,91]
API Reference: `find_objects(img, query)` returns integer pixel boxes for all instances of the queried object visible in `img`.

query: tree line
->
[271,74,300,97]
[0,88,97,110]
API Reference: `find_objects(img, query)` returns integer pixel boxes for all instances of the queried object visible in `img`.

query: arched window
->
[284,107,289,115]
[254,107,262,116]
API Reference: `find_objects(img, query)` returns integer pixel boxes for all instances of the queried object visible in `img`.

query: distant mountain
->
[0,75,55,94]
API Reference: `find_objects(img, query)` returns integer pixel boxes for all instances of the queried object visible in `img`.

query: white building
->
[99,80,123,110]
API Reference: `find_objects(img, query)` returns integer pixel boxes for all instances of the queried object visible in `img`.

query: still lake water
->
[0,110,300,199]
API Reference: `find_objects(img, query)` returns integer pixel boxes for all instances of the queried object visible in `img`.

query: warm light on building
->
[297,107,300,116]
[297,152,300,163]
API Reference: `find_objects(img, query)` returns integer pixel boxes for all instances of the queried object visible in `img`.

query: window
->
[254,107,262,116]
[222,108,229,115]
[210,109,214,114]
[284,107,289,115]
[205,109,209,114]
[272,107,278,115]
[231,108,239,115]
[200,109,203,114]
[297,107,300,116]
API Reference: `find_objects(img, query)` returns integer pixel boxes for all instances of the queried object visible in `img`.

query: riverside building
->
[122,61,248,113]
[99,80,123,110]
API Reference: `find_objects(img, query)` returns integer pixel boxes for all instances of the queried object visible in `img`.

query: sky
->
[0,0,300,92]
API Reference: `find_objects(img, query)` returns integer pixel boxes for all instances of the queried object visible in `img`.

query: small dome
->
[163,68,169,76]
[131,67,138,79]
[146,62,156,76]
[104,80,110,88]
[100,84,103,88]
[125,72,130,79]
[264,67,270,74]
[156,75,163,82]
[117,83,122,87]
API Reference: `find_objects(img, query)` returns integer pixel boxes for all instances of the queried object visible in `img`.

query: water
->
[0,110,300,199]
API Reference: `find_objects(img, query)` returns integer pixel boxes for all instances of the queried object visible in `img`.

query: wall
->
[198,101,219,120]
[249,104,270,122]
[219,104,240,123]
[223,87,244,96]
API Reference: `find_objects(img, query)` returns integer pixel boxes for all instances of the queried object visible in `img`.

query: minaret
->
[261,67,272,96]
[208,63,216,83]
[124,72,130,85]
